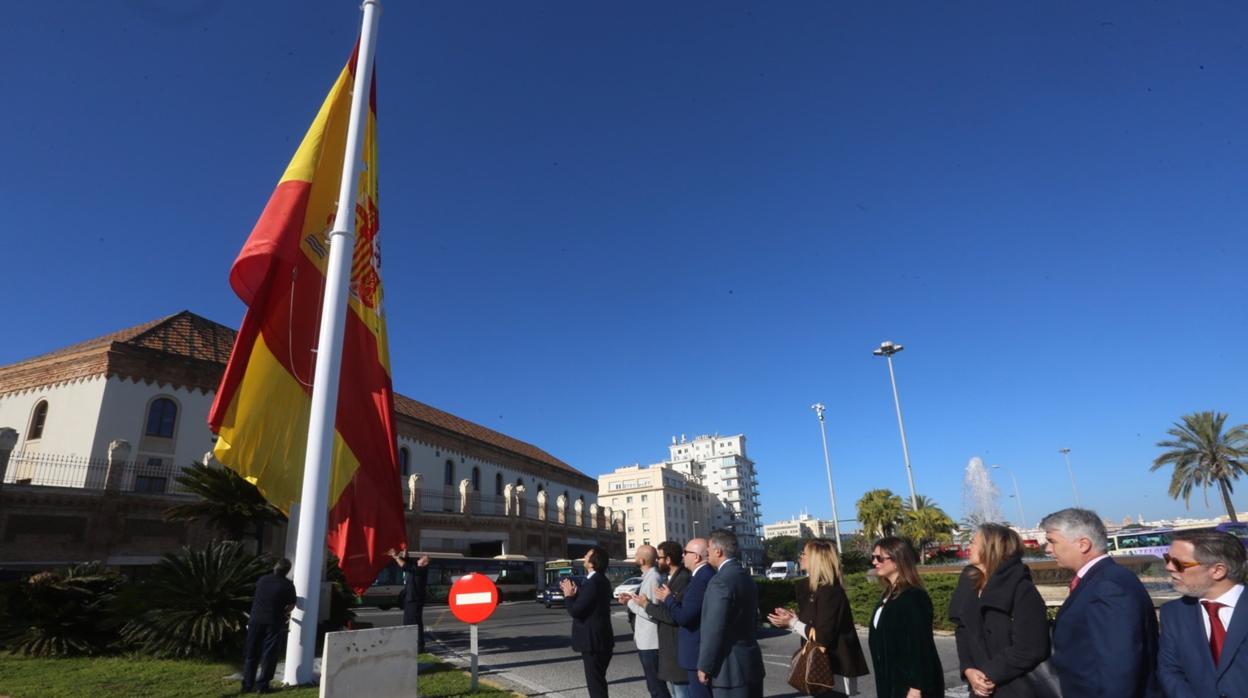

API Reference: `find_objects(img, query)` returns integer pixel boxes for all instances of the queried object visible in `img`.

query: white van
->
[766,561,799,580]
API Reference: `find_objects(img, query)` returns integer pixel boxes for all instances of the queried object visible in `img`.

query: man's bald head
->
[636,544,657,568]
[686,538,708,565]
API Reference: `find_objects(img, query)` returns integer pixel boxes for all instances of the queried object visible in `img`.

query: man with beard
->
[636,540,692,697]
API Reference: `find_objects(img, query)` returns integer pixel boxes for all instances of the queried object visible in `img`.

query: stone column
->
[556,494,568,525]
[458,479,472,515]
[536,490,548,521]
[407,473,421,511]
[0,427,17,489]
[104,439,131,491]
[588,503,599,529]
[503,483,515,517]
[573,498,584,528]
[515,485,527,519]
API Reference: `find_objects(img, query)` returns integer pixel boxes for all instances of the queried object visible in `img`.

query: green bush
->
[755,579,799,621]
[0,563,126,657]
[842,571,960,632]
[121,541,271,658]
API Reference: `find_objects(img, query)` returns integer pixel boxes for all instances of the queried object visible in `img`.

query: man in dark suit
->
[562,546,615,698]
[1042,507,1160,697]
[654,538,715,698]
[241,558,296,694]
[637,540,693,697]
[388,548,430,652]
[1157,529,1247,697]
[697,529,764,698]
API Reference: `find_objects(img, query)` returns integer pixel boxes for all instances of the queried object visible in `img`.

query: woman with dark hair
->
[947,523,1051,697]
[768,538,869,696]
[867,536,945,698]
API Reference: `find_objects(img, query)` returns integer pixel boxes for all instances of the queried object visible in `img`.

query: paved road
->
[356,601,969,697]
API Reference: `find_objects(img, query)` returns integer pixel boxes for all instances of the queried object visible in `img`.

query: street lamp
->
[873,340,919,511]
[811,403,843,554]
[693,520,700,538]
[1058,448,1081,507]
[991,464,1026,527]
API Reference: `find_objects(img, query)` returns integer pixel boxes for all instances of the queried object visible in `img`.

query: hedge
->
[757,572,961,632]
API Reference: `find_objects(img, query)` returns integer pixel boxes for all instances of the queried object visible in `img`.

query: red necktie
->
[1068,575,1080,592]
[1203,601,1227,665]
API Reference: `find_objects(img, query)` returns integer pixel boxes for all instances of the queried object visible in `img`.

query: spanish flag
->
[208,43,405,594]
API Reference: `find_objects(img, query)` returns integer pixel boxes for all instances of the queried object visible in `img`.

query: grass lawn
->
[0,653,517,697]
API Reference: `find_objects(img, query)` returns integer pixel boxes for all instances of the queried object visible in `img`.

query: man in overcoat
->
[697,529,764,698]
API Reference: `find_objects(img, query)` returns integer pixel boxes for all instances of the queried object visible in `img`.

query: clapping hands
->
[652,584,671,602]
[767,607,795,628]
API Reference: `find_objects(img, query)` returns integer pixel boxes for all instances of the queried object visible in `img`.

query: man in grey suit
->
[697,529,765,698]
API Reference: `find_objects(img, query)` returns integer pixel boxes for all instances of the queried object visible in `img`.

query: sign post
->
[448,573,500,691]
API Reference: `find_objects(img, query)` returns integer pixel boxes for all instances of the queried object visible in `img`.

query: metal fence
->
[2,451,194,495]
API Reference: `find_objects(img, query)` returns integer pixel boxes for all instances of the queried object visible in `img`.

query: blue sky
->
[2,1,1246,528]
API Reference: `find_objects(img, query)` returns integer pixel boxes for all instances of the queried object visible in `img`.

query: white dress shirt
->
[1200,583,1243,639]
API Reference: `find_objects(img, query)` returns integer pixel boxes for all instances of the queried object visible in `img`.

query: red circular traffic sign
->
[448,573,499,624]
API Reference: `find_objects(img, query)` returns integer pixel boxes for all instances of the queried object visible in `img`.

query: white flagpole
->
[283,0,382,686]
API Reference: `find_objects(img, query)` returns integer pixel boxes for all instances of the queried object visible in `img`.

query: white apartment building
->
[599,463,711,558]
[763,513,839,540]
[666,433,764,569]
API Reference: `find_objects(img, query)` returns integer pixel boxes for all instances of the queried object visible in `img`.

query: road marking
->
[453,592,493,605]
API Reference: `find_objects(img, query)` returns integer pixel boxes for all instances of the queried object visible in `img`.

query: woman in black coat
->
[867,536,945,698]
[947,523,1051,698]
[768,538,869,696]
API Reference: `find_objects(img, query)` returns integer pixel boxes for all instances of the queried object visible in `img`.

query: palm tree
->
[164,462,286,549]
[901,496,956,562]
[856,489,904,540]
[1152,411,1248,522]
[121,541,272,658]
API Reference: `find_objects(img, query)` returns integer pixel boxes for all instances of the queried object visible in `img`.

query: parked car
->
[542,575,586,608]
[612,576,644,601]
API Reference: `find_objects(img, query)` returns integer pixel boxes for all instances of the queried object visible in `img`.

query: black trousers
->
[402,603,425,651]
[638,649,672,698]
[241,622,285,692]
[582,650,613,698]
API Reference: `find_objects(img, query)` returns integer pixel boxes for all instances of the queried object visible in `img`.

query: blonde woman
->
[768,538,869,696]
[947,524,1050,697]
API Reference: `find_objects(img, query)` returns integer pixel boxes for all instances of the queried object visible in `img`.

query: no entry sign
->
[448,573,499,624]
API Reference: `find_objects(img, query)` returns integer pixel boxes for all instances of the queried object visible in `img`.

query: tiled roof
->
[393,394,582,478]
[0,311,587,480]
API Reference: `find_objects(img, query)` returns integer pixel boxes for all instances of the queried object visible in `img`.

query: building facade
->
[0,311,622,569]
[598,463,712,558]
[599,433,764,568]
[762,513,838,540]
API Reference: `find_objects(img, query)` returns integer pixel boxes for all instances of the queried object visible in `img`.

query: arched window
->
[399,447,410,476]
[495,473,504,496]
[444,459,454,487]
[537,484,545,494]
[27,400,48,440]
[145,397,178,438]
[471,467,481,491]
[516,477,524,489]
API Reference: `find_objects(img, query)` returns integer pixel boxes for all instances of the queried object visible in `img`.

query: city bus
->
[359,552,539,607]
[1107,522,1248,558]
[543,558,641,588]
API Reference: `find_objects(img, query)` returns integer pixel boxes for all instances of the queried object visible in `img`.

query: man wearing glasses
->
[642,538,714,698]
[1157,529,1248,696]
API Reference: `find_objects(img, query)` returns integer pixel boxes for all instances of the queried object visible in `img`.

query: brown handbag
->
[787,628,837,695]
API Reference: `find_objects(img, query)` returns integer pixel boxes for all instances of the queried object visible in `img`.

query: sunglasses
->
[1163,553,1203,571]
[871,554,893,563]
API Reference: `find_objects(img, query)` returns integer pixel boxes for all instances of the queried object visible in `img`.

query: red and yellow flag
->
[208,43,405,594]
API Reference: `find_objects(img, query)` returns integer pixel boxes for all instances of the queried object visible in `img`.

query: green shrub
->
[121,541,271,658]
[755,579,799,621]
[0,563,126,657]
[843,571,960,632]
[840,549,871,575]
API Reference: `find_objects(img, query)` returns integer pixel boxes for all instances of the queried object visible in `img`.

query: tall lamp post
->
[991,464,1026,527]
[1058,448,1081,507]
[873,341,919,511]
[811,403,843,553]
